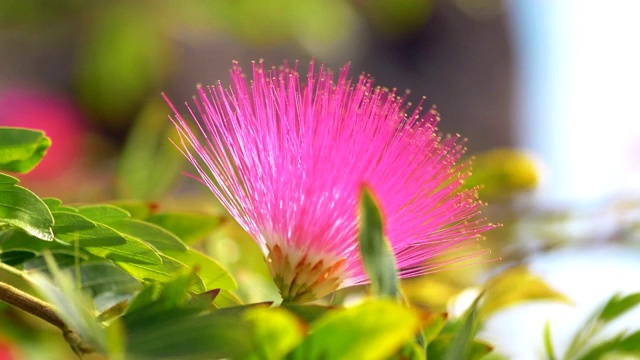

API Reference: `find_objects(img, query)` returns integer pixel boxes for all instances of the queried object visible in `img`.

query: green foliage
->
[75,4,172,125]
[0,128,248,356]
[30,253,108,353]
[213,288,244,308]
[421,312,448,345]
[116,100,184,200]
[0,178,235,296]
[575,329,640,360]
[558,292,640,360]
[480,265,572,320]
[358,186,435,357]
[0,173,54,241]
[288,300,422,360]
[280,303,332,324]
[598,292,640,323]
[544,321,558,360]
[51,210,162,265]
[0,127,51,173]
[164,249,236,291]
[427,295,493,360]
[357,186,400,299]
[147,212,222,245]
[361,0,434,38]
[208,0,354,48]
[245,307,304,360]
[116,271,281,359]
[463,148,539,201]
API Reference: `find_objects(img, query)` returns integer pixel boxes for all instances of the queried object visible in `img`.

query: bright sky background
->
[484,2,640,357]
[509,0,640,206]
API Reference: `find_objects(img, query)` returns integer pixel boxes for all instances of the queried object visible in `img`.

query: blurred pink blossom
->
[168,61,494,302]
[0,88,86,180]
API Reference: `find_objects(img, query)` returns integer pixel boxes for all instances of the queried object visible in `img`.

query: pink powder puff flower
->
[167,60,494,303]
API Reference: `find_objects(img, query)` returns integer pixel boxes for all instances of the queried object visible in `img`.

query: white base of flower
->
[266,243,348,303]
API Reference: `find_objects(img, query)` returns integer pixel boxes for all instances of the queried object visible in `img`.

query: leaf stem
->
[0,261,23,277]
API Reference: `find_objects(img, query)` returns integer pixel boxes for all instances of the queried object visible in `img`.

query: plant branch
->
[0,280,65,329]
[0,280,95,357]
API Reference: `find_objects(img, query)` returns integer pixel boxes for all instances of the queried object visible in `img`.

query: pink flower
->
[0,88,86,179]
[167,61,494,303]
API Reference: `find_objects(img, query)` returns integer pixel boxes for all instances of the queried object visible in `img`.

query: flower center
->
[266,243,347,303]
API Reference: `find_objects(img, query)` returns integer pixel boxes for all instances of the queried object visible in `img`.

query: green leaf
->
[52,211,119,244]
[147,212,222,245]
[105,318,126,356]
[0,173,17,185]
[427,336,493,360]
[421,312,447,346]
[108,200,158,219]
[52,211,162,265]
[0,127,51,173]
[0,249,36,266]
[565,292,640,359]
[40,262,142,317]
[396,342,425,360]
[438,294,489,360]
[245,307,304,360]
[135,270,201,314]
[598,292,640,323]
[104,219,187,252]
[23,252,88,271]
[357,186,400,299]
[287,300,421,360]
[123,269,218,317]
[74,262,141,298]
[116,254,205,292]
[116,100,183,199]
[0,173,54,241]
[0,228,74,255]
[122,307,255,359]
[77,205,131,223]
[42,197,62,211]
[123,287,266,359]
[164,249,236,291]
[576,329,640,360]
[480,265,571,320]
[281,303,333,324]
[125,282,163,314]
[29,252,107,352]
[543,321,557,360]
[213,289,243,308]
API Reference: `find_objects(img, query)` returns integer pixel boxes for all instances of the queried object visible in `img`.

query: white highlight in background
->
[508,1,640,205]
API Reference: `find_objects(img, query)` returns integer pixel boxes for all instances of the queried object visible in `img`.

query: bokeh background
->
[1,1,640,359]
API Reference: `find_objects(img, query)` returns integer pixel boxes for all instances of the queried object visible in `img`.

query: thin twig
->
[0,280,95,357]
[0,281,66,329]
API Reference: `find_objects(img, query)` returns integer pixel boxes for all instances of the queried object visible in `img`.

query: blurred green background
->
[0,0,513,202]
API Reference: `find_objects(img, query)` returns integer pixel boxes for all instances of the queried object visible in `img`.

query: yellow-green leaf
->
[479,266,571,320]
[245,307,304,360]
[288,300,421,360]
